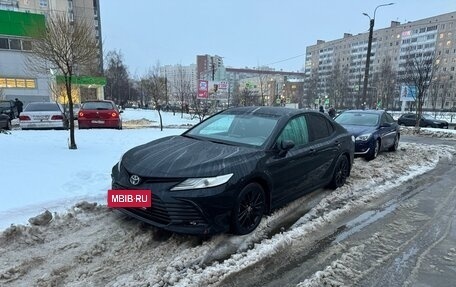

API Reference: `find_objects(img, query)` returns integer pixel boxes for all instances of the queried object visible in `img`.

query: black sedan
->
[111,107,355,235]
[0,113,12,130]
[397,113,449,129]
[335,110,400,160]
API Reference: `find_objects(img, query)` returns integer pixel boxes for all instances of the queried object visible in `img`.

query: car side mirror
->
[380,122,391,128]
[277,140,295,157]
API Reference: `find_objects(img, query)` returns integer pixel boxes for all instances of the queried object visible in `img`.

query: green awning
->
[56,75,107,86]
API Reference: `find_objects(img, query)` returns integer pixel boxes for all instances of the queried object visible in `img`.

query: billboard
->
[198,80,208,99]
[400,85,417,102]
[198,80,229,99]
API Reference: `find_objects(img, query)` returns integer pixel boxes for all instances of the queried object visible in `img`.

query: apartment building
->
[305,11,456,110]
[0,0,104,105]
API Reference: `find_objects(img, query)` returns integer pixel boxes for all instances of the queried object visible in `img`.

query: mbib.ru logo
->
[107,190,151,208]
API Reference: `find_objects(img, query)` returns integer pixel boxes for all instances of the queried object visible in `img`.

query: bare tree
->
[141,64,166,130]
[257,71,270,106]
[402,51,439,128]
[373,57,397,109]
[189,93,210,122]
[173,65,192,118]
[28,13,99,149]
[104,50,130,106]
[304,71,319,109]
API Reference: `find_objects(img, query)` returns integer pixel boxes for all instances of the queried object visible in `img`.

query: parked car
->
[397,113,449,129]
[335,110,400,161]
[19,102,69,130]
[72,103,81,119]
[0,113,12,130]
[111,106,355,235]
[0,100,18,119]
[78,100,122,129]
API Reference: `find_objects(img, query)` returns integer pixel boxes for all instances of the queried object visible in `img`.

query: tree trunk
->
[66,77,77,149]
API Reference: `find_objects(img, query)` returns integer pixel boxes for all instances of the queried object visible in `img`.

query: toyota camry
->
[111,106,355,235]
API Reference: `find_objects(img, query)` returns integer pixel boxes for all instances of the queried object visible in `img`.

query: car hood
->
[428,119,448,124]
[341,125,376,137]
[122,135,262,178]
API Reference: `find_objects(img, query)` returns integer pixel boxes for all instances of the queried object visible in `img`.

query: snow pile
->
[400,126,456,138]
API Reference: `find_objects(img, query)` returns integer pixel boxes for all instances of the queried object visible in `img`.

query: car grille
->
[112,184,207,226]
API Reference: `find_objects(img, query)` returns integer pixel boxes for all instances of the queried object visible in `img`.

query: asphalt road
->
[219,135,456,287]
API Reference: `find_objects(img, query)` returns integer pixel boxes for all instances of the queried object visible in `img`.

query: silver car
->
[19,102,69,130]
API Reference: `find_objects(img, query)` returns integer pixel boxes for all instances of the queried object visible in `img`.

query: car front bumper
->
[110,167,235,235]
[354,140,371,155]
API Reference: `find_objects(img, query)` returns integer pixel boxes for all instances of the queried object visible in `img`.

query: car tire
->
[366,139,380,161]
[231,182,266,235]
[388,134,399,152]
[328,155,350,189]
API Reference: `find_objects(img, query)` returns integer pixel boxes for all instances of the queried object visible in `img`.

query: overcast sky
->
[99,0,456,75]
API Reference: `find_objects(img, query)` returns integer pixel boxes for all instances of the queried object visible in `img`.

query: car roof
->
[224,106,315,118]
[27,102,59,105]
[342,109,386,115]
[82,100,114,103]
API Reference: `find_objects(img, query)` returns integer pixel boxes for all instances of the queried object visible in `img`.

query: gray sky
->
[99,0,456,75]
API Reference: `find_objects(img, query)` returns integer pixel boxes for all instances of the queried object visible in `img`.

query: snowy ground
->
[1,109,456,286]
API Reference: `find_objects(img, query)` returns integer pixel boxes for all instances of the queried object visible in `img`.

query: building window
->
[0,38,8,49]
[26,80,36,88]
[22,40,32,51]
[16,79,26,88]
[9,39,21,50]
[0,78,36,89]
[40,0,48,7]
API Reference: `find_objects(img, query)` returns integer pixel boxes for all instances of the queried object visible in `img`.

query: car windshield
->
[24,103,60,112]
[185,112,279,147]
[82,102,114,110]
[335,112,379,126]
[0,102,11,108]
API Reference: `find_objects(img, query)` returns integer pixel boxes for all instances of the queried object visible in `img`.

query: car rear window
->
[0,101,12,108]
[24,103,61,112]
[82,102,114,110]
[335,112,379,126]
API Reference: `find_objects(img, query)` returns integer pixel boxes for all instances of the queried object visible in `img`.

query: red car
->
[78,100,122,129]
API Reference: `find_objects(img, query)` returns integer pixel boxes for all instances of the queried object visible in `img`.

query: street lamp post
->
[361,3,394,109]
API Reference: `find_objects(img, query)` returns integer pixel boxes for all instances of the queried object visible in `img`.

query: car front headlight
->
[356,133,372,141]
[5,109,11,113]
[171,173,233,191]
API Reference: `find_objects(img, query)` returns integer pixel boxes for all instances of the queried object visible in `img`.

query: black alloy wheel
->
[366,139,380,161]
[389,134,399,151]
[232,182,266,235]
[329,155,350,189]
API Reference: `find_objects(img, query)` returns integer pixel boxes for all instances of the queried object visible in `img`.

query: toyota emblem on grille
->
[129,175,141,185]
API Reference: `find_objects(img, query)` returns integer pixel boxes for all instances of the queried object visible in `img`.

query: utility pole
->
[361,3,394,109]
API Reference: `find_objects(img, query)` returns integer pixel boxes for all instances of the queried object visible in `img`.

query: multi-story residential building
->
[226,67,304,107]
[0,0,104,105]
[197,54,226,81]
[160,64,198,103]
[305,11,456,110]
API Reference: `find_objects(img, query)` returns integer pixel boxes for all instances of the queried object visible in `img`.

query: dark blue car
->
[335,110,400,160]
